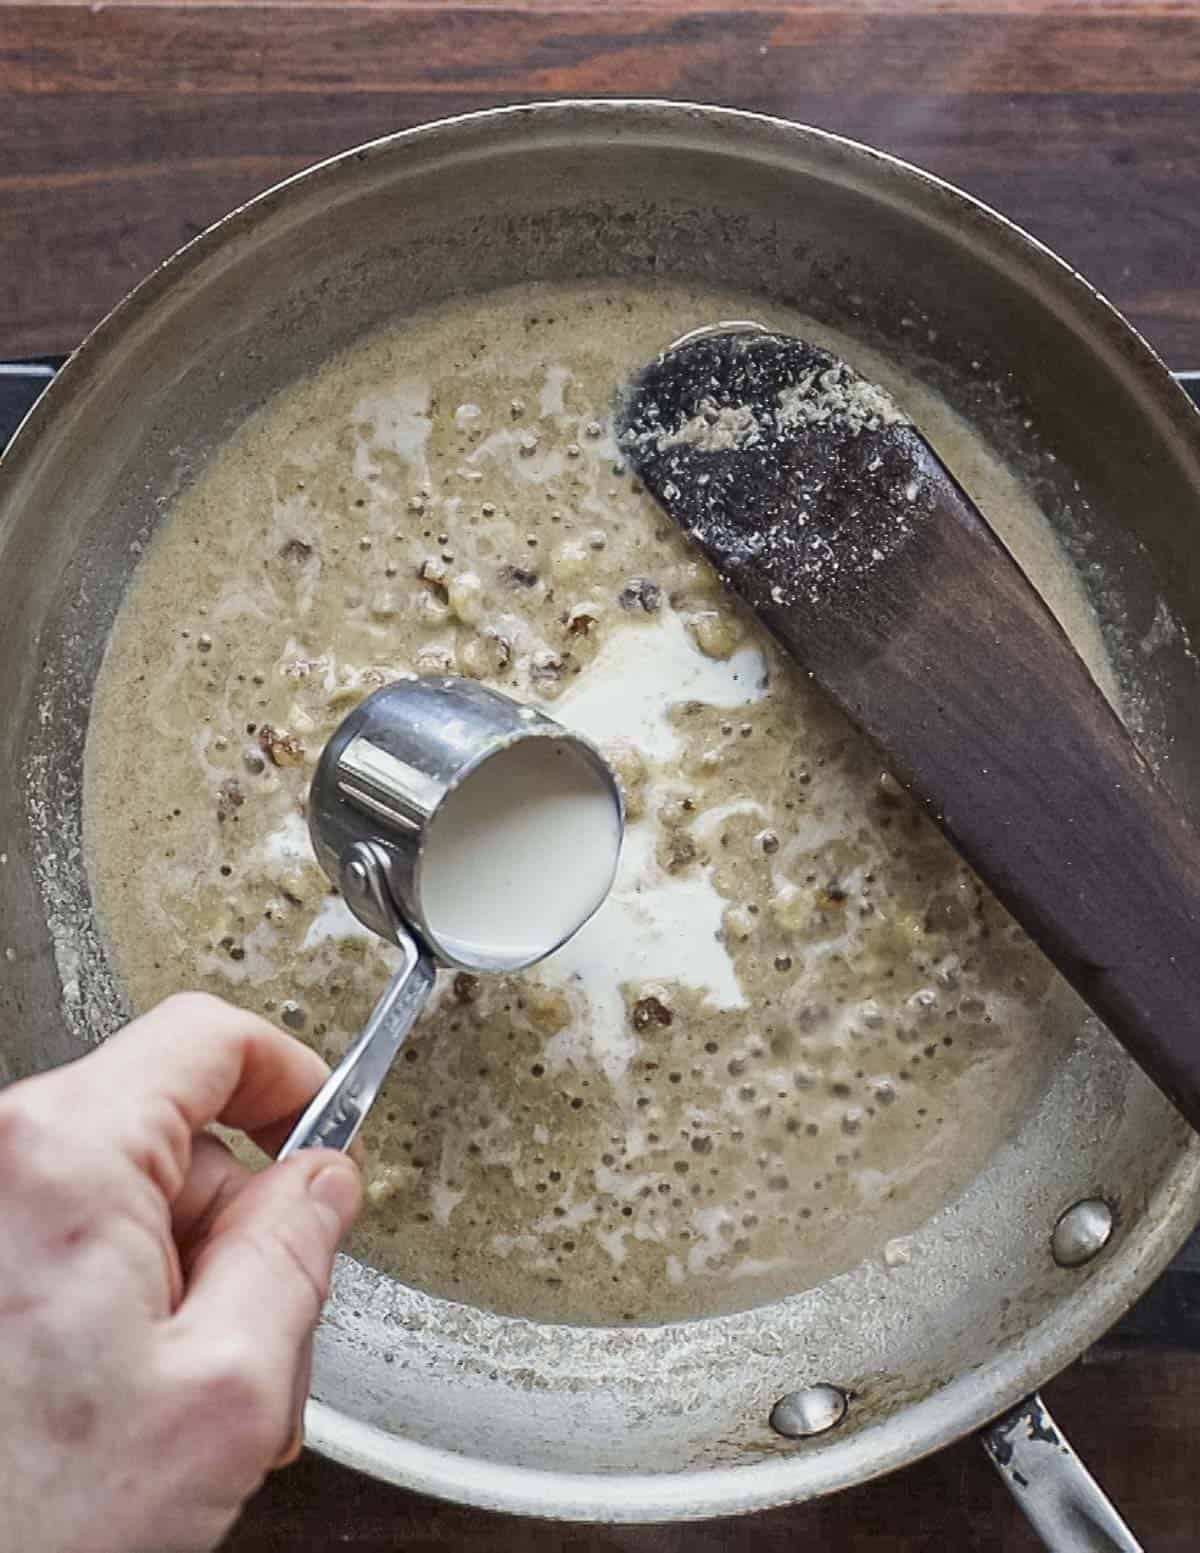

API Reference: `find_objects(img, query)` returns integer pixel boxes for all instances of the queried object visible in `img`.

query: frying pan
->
[3,103,1200,1547]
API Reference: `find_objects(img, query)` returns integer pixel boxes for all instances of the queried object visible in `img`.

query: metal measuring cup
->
[279,676,623,1158]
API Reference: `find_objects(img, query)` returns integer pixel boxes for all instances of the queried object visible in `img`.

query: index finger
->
[73,992,330,1185]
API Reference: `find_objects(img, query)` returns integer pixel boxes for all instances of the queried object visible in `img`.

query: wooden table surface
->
[6,1,1200,1547]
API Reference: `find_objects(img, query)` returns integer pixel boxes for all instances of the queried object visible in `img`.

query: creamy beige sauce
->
[85,281,1104,1325]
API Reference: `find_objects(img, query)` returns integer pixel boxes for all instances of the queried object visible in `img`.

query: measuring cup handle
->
[278,929,436,1159]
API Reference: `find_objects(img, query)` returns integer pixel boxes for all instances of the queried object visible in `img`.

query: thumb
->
[172,1151,361,1374]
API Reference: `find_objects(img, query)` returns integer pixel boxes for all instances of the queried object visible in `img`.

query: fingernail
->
[309,1162,361,1240]
[273,1421,305,1470]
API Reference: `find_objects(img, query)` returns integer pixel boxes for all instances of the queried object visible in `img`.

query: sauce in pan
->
[86,281,1110,1323]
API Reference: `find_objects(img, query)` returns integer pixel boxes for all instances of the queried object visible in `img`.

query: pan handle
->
[980,1392,1142,1552]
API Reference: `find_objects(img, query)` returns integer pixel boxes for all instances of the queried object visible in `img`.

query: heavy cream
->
[420,737,621,968]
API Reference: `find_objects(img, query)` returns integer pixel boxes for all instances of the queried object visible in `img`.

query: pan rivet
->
[770,1384,847,1439]
[1051,1198,1113,1268]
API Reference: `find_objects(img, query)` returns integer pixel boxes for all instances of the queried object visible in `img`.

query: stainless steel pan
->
[3,103,1200,1543]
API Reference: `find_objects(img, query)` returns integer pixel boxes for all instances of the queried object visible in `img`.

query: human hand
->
[0,992,362,1553]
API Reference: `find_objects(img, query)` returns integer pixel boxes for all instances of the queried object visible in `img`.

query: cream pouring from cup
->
[279,676,624,1158]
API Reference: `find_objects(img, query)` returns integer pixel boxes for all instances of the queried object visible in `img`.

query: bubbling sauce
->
[85,281,1106,1324]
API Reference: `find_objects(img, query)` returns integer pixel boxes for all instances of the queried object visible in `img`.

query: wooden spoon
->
[617,327,1200,1131]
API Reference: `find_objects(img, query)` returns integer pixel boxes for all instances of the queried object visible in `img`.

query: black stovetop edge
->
[0,360,59,447]
[3,358,1200,1350]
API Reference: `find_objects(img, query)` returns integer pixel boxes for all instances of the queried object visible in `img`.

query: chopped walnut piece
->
[875,771,907,808]
[279,538,314,564]
[452,973,480,1004]
[258,725,305,768]
[525,982,572,1034]
[631,994,674,1032]
[415,643,456,675]
[216,778,244,822]
[366,1163,420,1206]
[531,650,565,682]
[660,831,697,874]
[447,572,484,624]
[658,792,696,826]
[619,577,662,613]
[279,862,327,907]
[687,609,742,660]
[723,904,756,942]
[460,631,513,679]
[566,609,598,636]
[605,742,647,821]
[769,883,807,933]
[415,589,450,624]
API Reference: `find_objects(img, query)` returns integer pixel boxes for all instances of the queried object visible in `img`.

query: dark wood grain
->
[227,1350,1200,1552]
[4,2,1200,358]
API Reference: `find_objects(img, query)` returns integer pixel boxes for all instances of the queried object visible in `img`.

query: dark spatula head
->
[618,327,1200,1133]
[617,329,982,667]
